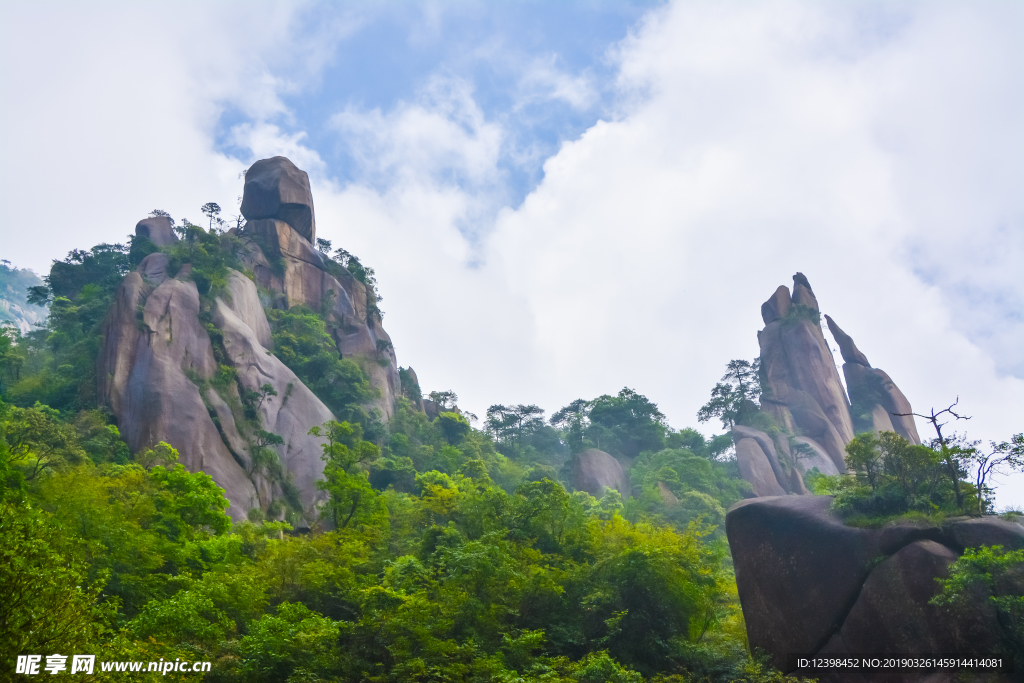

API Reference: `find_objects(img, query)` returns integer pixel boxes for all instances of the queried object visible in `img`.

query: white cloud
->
[331,75,504,190]
[517,56,598,110]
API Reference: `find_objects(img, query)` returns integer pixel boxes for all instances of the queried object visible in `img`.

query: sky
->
[1,0,1022,505]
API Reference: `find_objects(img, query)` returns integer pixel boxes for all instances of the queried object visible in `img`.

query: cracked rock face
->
[99,272,258,522]
[727,496,1024,681]
[100,156,405,523]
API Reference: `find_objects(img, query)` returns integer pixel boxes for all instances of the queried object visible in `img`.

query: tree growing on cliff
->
[837,431,963,520]
[968,434,1024,513]
[697,359,761,429]
[895,399,972,512]
[486,403,545,450]
[201,202,222,230]
[931,545,1024,662]
[428,390,458,410]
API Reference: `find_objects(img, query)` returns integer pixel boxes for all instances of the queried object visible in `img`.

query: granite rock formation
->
[100,157,405,522]
[727,496,1024,681]
[733,273,921,496]
[135,216,178,247]
[826,314,921,444]
[240,156,316,243]
[99,271,260,521]
[572,448,630,499]
[758,274,853,471]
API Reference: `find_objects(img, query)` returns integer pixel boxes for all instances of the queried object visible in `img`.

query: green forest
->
[1,221,1020,682]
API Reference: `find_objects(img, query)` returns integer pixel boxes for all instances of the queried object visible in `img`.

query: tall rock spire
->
[825,315,920,444]
[756,273,853,472]
[731,273,924,498]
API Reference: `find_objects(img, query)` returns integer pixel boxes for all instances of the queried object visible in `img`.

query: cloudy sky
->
[2,1,1022,504]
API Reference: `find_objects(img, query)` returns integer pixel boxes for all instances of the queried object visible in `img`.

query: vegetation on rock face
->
[696,360,761,430]
[4,244,130,412]
[267,304,377,428]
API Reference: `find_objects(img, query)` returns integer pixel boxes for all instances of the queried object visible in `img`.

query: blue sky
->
[2,1,1023,503]
[215,1,657,208]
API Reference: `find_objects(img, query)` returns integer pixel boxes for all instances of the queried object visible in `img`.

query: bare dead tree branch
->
[894,398,973,511]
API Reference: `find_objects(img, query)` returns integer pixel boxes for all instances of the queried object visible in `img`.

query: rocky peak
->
[790,272,818,310]
[823,315,870,366]
[100,157,405,522]
[824,314,920,444]
[736,273,922,497]
[757,273,853,473]
[135,216,178,246]
[759,285,791,325]
[240,156,316,243]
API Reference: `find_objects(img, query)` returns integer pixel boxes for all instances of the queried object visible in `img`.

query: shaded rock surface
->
[135,216,178,247]
[572,449,629,498]
[727,496,882,670]
[734,438,787,497]
[732,426,790,494]
[240,156,316,243]
[239,219,400,421]
[825,314,920,444]
[942,517,1024,552]
[824,314,870,366]
[760,285,791,324]
[790,436,840,476]
[844,363,921,444]
[138,252,171,285]
[213,276,334,518]
[728,496,1023,681]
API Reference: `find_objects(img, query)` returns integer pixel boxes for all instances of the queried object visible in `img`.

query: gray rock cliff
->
[100,157,406,522]
[826,314,921,444]
[240,156,316,243]
[135,216,178,247]
[99,271,258,522]
[734,273,923,496]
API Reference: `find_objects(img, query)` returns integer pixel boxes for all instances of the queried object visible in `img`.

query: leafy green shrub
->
[832,431,968,524]
[931,545,1024,663]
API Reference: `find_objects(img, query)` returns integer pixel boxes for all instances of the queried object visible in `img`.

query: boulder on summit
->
[135,215,178,246]
[240,156,316,243]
